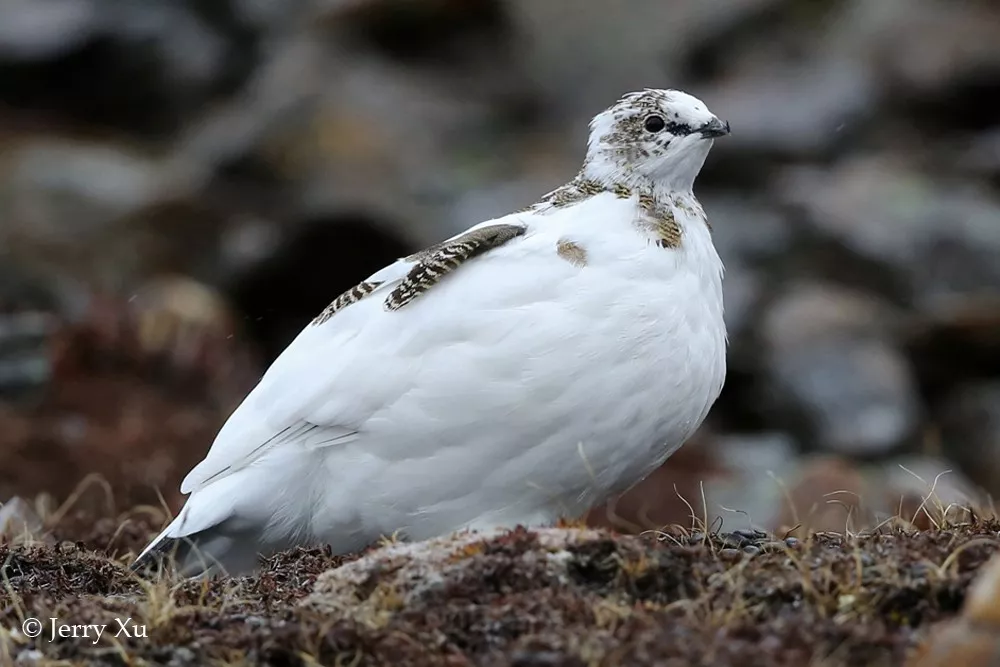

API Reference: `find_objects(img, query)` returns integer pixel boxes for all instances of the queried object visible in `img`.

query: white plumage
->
[134,88,730,576]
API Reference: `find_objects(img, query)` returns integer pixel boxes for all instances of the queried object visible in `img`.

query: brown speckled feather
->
[384,224,527,311]
[312,280,384,326]
[639,192,682,249]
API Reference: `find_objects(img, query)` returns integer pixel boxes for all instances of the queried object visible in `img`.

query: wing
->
[180,220,528,495]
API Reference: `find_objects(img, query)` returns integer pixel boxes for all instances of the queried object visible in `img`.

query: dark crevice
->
[226,215,415,364]
[328,0,513,66]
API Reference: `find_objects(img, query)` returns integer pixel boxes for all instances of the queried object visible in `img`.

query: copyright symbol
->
[22,617,43,638]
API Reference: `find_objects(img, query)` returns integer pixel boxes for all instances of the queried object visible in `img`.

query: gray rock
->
[703,58,876,156]
[0,312,55,400]
[825,0,1000,97]
[938,382,1000,497]
[777,157,1000,312]
[15,649,45,666]
[0,137,162,243]
[0,496,45,542]
[0,0,99,60]
[878,454,983,517]
[700,196,789,343]
[166,646,197,667]
[960,127,1000,179]
[301,526,612,623]
[505,0,782,132]
[761,283,920,456]
[703,195,793,264]
[704,432,800,532]
[720,263,763,346]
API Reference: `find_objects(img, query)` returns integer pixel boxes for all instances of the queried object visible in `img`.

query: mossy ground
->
[2,317,999,666]
[2,504,998,667]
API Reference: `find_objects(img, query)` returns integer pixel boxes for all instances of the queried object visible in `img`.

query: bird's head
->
[583,88,729,192]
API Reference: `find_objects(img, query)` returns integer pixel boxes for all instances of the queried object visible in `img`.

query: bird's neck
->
[568,168,686,206]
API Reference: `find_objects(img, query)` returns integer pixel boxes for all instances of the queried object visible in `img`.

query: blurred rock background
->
[1,0,998,539]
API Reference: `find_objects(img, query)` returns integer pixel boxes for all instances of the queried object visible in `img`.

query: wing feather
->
[180,219,528,495]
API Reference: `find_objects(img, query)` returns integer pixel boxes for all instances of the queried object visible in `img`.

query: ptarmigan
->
[134,88,730,577]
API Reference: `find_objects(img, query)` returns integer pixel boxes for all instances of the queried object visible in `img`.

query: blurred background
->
[1,0,999,543]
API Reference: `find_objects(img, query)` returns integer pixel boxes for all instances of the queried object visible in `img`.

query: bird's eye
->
[644,115,666,133]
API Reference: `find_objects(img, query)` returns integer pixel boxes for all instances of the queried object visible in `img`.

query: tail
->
[131,489,265,578]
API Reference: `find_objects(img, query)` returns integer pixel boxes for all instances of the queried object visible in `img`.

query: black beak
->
[699,118,731,138]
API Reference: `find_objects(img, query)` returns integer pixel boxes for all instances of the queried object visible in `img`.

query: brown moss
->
[2,519,998,666]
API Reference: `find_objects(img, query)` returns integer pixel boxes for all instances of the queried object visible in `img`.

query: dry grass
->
[1,481,998,667]
[3,315,999,665]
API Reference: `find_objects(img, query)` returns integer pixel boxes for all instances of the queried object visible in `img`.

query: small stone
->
[879,455,983,527]
[718,548,742,561]
[704,58,875,156]
[784,537,800,548]
[719,534,746,549]
[743,545,762,556]
[774,455,871,535]
[907,554,1000,666]
[734,528,767,541]
[510,650,577,667]
[15,649,45,666]
[938,382,1000,498]
[0,496,44,542]
[761,283,920,456]
[166,646,197,667]
[964,556,1000,627]
[776,159,1000,312]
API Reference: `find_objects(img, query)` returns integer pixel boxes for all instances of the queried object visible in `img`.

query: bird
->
[133,88,731,577]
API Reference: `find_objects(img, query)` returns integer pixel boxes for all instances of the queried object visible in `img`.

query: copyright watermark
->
[20,617,147,644]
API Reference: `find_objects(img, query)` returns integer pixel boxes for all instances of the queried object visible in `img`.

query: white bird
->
[133,88,730,577]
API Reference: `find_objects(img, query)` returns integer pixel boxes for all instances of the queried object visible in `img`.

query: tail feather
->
[132,489,263,577]
[131,528,262,577]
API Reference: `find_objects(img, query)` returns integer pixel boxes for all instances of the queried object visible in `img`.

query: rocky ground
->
[2,0,999,521]
[2,510,1000,666]
[2,0,1000,664]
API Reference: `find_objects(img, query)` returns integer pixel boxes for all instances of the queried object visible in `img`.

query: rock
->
[719,263,764,349]
[960,127,1000,180]
[0,312,56,401]
[705,432,799,532]
[504,0,781,130]
[703,196,792,265]
[160,29,516,248]
[937,382,1000,497]
[760,282,921,456]
[772,455,870,536]
[828,0,1000,103]
[703,58,875,156]
[776,157,1000,311]
[0,258,74,403]
[585,433,730,532]
[0,495,45,543]
[300,527,610,626]
[0,0,99,60]
[905,295,1000,397]
[773,453,982,535]
[15,650,45,665]
[587,431,802,536]
[701,196,790,343]
[0,2,253,135]
[0,137,164,290]
[907,554,1000,667]
[124,276,260,409]
[878,455,983,529]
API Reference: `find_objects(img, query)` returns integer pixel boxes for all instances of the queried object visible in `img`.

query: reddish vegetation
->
[2,302,1000,666]
[3,514,1000,666]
